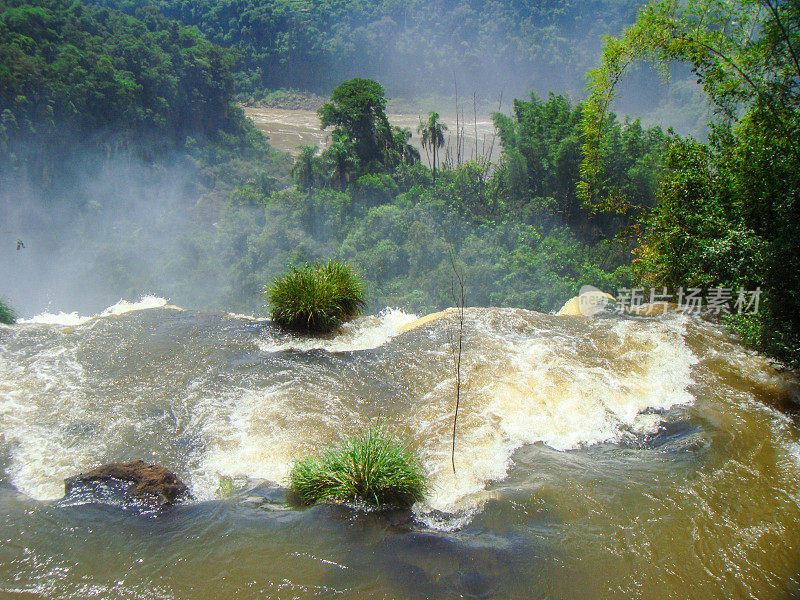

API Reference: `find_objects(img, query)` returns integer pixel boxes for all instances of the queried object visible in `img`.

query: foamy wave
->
[189,309,701,517]
[19,295,174,326]
[18,311,92,327]
[255,307,418,353]
[0,334,97,500]
[414,311,699,513]
[191,387,300,499]
[0,306,719,519]
[98,295,171,316]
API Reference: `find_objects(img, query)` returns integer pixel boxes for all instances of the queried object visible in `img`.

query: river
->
[243,106,499,163]
[1,298,799,598]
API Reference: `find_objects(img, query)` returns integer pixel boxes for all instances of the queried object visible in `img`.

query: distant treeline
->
[214,80,665,313]
[0,0,288,200]
[79,0,646,98]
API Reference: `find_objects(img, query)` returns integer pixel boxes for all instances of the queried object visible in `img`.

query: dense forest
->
[0,0,287,188]
[581,0,800,367]
[81,0,647,99]
[214,81,665,312]
[2,0,799,370]
[0,0,662,317]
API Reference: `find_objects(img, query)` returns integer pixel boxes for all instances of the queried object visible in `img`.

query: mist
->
[0,135,589,320]
[0,145,234,318]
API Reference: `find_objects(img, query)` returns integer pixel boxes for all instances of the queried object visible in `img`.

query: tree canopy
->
[0,0,283,196]
[79,0,649,98]
[318,78,393,167]
[311,78,420,185]
[0,0,237,146]
[581,0,800,367]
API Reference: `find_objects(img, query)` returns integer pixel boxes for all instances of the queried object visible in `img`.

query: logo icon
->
[576,285,613,316]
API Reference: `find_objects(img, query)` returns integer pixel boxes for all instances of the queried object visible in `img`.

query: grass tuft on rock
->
[0,299,16,325]
[267,261,366,333]
[290,428,427,509]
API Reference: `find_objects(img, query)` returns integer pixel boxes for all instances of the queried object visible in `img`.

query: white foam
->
[227,312,269,322]
[412,312,699,514]
[188,309,701,518]
[98,295,169,317]
[19,295,172,326]
[190,383,361,500]
[255,307,418,353]
[0,306,761,521]
[18,311,92,327]
[0,335,101,500]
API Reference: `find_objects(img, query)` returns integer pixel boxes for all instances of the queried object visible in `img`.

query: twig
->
[447,246,465,475]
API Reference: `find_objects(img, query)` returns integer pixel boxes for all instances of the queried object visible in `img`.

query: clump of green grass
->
[267,261,366,333]
[290,428,427,509]
[0,298,16,325]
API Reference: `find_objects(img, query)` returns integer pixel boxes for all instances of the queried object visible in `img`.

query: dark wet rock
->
[64,460,190,505]
[379,531,523,600]
[642,419,710,454]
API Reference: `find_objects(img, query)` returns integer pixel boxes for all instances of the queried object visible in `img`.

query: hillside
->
[0,0,288,189]
[82,0,647,99]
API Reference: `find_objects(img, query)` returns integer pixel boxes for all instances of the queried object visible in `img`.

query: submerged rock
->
[64,460,190,505]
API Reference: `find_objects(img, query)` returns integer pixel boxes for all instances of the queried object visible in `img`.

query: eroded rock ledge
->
[64,460,190,505]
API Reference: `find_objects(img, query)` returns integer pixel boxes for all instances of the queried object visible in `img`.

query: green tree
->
[393,126,420,165]
[582,0,800,366]
[292,145,320,192]
[323,134,357,191]
[580,0,799,209]
[418,111,447,184]
[493,93,664,236]
[318,78,393,168]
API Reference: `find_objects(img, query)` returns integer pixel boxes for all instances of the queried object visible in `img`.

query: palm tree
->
[395,126,420,165]
[292,144,318,192]
[418,111,447,183]
[324,135,357,190]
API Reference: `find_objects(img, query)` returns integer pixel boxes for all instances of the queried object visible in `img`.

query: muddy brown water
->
[243,106,499,163]
[1,300,799,599]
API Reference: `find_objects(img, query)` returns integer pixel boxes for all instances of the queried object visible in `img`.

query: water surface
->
[1,301,798,599]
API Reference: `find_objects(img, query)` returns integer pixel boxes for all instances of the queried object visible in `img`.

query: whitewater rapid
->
[17,295,175,326]
[0,297,704,519]
[3,297,800,600]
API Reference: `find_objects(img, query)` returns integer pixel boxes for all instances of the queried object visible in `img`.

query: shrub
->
[352,173,399,206]
[290,428,426,509]
[0,298,15,325]
[267,261,366,333]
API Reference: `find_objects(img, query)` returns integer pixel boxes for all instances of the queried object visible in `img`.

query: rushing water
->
[1,299,799,599]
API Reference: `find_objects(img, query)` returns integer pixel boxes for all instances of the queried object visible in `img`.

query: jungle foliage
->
[0,0,288,192]
[222,89,665,315]
[80,0,647,98]
[582,0,800,367]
